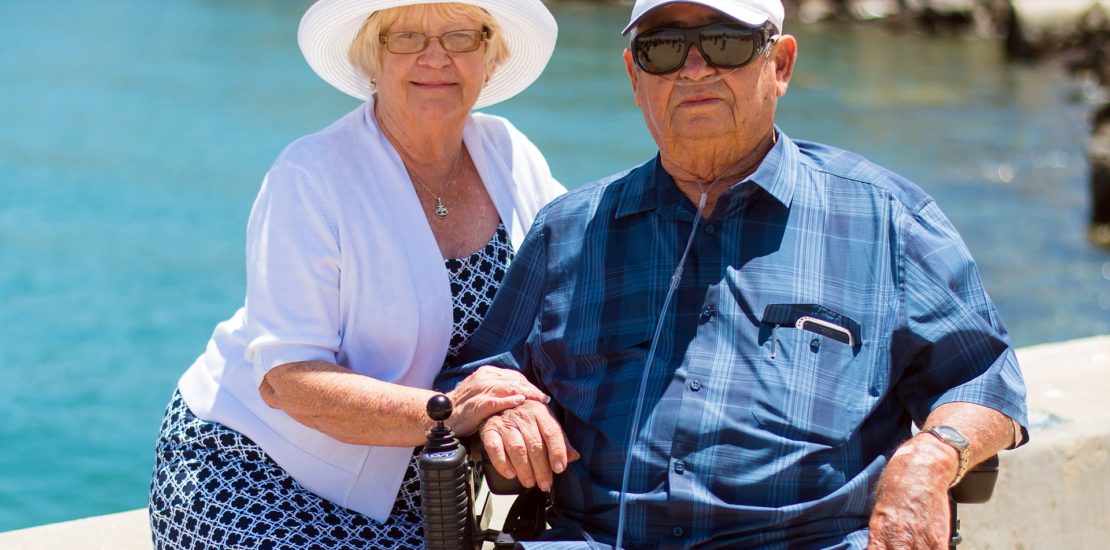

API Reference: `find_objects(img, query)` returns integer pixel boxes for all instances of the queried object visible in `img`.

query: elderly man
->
[439,0,1028,548]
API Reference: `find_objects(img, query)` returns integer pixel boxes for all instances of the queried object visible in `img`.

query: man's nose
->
[678,44,717,80]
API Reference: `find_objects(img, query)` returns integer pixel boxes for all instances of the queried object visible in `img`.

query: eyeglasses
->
[379,29,488,54]
[631,23,777,75]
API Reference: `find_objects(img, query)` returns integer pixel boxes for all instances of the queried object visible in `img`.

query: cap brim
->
[622,0,771,35]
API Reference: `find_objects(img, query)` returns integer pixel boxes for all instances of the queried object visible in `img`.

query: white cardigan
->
[178,98,564,522]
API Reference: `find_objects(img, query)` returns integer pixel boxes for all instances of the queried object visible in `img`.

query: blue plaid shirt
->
[439,131,1028,549]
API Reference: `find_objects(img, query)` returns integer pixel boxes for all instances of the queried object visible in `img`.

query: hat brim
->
[299,0,557,109]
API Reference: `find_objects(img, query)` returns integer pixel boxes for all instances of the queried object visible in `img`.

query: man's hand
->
[479,399,580,492]
[867,434,959,549]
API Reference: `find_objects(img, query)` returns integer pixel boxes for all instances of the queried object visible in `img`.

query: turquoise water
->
[1,0,1107,532]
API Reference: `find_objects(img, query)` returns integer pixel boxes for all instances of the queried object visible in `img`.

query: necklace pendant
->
[434,198,449,218]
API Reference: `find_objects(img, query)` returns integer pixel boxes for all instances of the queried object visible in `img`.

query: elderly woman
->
[147,0,565,548]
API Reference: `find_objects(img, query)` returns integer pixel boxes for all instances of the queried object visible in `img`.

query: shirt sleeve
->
[894,200,1030,446]
[435,210,550,392]
[243,160,341,384]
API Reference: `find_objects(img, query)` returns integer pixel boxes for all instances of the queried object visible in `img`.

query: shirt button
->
[688,379,701,392]
[698,306,717,323]
[674,460,685,474]
[703,224,717,235]
[672,526,685,537]
[810,337,821,352]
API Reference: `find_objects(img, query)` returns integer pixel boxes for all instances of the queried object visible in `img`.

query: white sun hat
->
[622,0,784,35]
[298,0,558,109]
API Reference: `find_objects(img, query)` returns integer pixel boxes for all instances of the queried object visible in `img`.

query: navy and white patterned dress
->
[149,223,514,549]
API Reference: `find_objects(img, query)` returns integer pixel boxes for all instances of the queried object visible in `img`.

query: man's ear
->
[771,35,798,97]
[623,48,642,107]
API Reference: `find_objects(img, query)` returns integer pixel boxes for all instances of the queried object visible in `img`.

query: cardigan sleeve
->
[505,118,566,208]
[243,160,341,385]
[471,112,566,229]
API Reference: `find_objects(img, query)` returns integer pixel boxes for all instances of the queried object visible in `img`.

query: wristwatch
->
[924,425,970,487]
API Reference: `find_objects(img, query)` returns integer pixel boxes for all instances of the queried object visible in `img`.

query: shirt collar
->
[613,157,661,219]
[748,127,797,208]
[614,127,798,219]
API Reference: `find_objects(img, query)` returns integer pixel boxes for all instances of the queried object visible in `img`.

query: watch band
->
[924,426,969,487]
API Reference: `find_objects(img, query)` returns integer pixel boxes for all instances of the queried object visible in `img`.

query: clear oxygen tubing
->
[670,66,738,87]
[610,140,774,547]
[613,190,707,550]
[611,40,778,546]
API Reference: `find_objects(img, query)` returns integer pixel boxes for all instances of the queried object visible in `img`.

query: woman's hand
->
[445,366,549,436]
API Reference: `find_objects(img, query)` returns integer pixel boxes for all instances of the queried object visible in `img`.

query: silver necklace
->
[378,114,465,218]
[406,151,463,218]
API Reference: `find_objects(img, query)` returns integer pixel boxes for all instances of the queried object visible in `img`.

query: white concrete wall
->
[0,509,151,550]
[959,335,1110,549]
[1,335,1107,549]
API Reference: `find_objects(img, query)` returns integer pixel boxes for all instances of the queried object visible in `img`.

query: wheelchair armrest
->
[465,436,528,495]
[950,454,999,504]
[482,452,528,495]
[464,437,549,546]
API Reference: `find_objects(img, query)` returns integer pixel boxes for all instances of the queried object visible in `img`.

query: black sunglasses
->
[631,23,777,75]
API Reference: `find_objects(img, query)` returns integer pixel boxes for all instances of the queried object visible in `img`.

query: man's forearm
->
[867,402,1019,548]
[917,401,1016,483]
[883,401,1015,492]
[435,349,528,393]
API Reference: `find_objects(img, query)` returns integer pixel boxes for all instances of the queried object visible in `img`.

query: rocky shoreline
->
[595,0,1110,246]
[795,2,1110,245]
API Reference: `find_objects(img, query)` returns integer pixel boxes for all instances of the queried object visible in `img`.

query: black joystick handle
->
[428,393,453,423]
[424,394,459,454]
[419,394,472,549]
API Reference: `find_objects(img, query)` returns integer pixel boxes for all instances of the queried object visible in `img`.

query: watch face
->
[933,425,969,448]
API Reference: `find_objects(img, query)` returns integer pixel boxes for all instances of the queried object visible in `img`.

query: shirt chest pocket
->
[752,314,885,447]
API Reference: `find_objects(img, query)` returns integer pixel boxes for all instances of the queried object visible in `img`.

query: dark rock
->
[911,0,977,33]
[777,0,1110,246]
[1006,2,1110,60]
[1091,103,1110,246]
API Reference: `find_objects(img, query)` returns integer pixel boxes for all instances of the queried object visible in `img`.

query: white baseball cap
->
[299,0,558,109]
[622,0,785,35]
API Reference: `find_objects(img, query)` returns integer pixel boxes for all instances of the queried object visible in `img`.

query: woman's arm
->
[260,361,548,447]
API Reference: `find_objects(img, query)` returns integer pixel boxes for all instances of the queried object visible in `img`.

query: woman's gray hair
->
[349,3,510,89]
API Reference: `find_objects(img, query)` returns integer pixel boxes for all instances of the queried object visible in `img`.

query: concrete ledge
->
[960,334,1110,548]
[2,336,1107,548]
[0,509,152,550]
